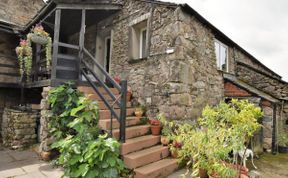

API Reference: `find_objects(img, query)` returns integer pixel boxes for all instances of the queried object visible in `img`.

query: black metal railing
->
[55,42,127,142]
[81,47,127,142]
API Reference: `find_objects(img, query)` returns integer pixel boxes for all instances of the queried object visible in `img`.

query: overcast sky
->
[162,0,288,81]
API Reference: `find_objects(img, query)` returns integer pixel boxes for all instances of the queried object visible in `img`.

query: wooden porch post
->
[51,9,61,83]
[78,9,86,81]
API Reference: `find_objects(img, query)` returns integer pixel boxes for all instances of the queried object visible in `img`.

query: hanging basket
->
[30,34,48,45]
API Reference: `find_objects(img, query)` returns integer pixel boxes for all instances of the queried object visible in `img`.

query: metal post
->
[78,9,86,81]
[119,80,127,142]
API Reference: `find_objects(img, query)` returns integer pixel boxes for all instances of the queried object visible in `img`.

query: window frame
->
[214,39,229,72]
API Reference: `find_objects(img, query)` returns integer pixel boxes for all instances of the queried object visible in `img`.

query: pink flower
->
[20,39,28,46]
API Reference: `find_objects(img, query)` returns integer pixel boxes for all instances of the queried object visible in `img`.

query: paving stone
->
[15,171,47,178]
[0,152,14,164]
[39,164,64,178]
[0,167,26,178]
[8,150,39,161]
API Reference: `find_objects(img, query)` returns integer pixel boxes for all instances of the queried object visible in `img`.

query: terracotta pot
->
[161,136,170,146]
[126,92,132,101]
[40,151,52,161]
[171,150,178,158]
[150,125,161,135]
[134,110,143,117]
[199,168,208,178]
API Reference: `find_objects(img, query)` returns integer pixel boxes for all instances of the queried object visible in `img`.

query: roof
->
[224,73,279,103]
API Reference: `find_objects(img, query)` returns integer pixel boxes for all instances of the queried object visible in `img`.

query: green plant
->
[278,130,288,147]
[15,39,32,80]
[48,83,125,178]
[27,24,52,69]
[170,99,263,178]
[48,82,83,140]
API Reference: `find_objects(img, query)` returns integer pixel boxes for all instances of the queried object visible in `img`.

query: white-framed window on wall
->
[214,40,228,71]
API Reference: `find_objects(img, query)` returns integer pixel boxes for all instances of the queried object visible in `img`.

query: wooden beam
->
[57,3,122,10]
[51,9,61,81]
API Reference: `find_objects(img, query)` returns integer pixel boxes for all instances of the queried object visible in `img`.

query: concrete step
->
[97,101,132,110]
[99,117,142,130]
[121,135,160,155]
[124,145,169,169]
[78,86,119,95]
[134,158,178,178]
[99,108,135,120]
[112,125,150,140]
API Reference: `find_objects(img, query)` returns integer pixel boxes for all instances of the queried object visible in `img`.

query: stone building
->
[0,0,287,175]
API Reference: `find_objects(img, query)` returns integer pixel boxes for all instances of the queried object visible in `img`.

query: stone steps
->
[79,86,178,178]
[99,108,135,120]
[124,145,169,169]
[134,158,178,178]
[120,135,160,155]
[99,117,142,130]
[112,125,150,140]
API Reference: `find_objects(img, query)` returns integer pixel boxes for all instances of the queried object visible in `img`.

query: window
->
[139,28,147,58]
[129,20,148,59]
[214,40,228,71]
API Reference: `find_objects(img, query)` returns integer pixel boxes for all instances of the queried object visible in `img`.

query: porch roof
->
[224,73,280,103]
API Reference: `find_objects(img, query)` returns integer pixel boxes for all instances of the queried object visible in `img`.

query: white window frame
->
[139,27,147,59]
[214,39,229,72]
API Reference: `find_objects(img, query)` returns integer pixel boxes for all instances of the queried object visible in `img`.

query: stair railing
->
[81,47,127,142]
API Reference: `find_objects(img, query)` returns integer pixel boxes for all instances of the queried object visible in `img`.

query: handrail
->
[82,69,120,121]
[83,48,121,91]
[81,60,121,107]
[55,43,127,142]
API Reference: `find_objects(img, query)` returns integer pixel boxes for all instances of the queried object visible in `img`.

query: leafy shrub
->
[48,83,125,178]
[168,99,263,177]
[48,82,83,139]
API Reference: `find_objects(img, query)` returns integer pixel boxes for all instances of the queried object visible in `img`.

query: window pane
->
[214,41,220,68]
[141,29,147,58]
[220,45,227,71]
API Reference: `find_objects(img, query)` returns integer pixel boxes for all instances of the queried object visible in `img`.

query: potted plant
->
[134,105,145,118]
[161,126,171,145]
[27,24,52,69]
[278,130,288,153]
[15,39,32,80]
[126,86,132,101]
[149,119,161,135]
[113,75,121,84]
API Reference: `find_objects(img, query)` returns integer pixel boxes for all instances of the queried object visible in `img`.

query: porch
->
[24,1,121,88]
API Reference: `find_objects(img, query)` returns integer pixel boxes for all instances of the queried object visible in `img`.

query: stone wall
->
[39,87,53,152]
[1,108,38,149]
[0,88,21,134]
[236,64,288,99]
[103,1,223,120]
[0,0,44,26]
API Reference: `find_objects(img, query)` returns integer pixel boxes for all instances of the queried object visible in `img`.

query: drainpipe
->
[272,103,277,154]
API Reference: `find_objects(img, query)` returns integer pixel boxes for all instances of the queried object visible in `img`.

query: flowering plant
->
[15,39,33,80]
[149,119,161,126]
[27,24,52,69]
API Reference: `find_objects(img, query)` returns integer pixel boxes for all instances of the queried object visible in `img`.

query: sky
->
[162,0,288,81]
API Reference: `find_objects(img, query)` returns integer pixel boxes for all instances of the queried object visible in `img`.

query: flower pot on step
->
[150,125,161,135]
[40,151,52,161]
[161,136,169,146]
[199,168,208,178]
[134,110,143,118]
[171,150,178,158]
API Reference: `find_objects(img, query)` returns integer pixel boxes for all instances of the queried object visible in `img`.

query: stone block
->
[170,93,192,106]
